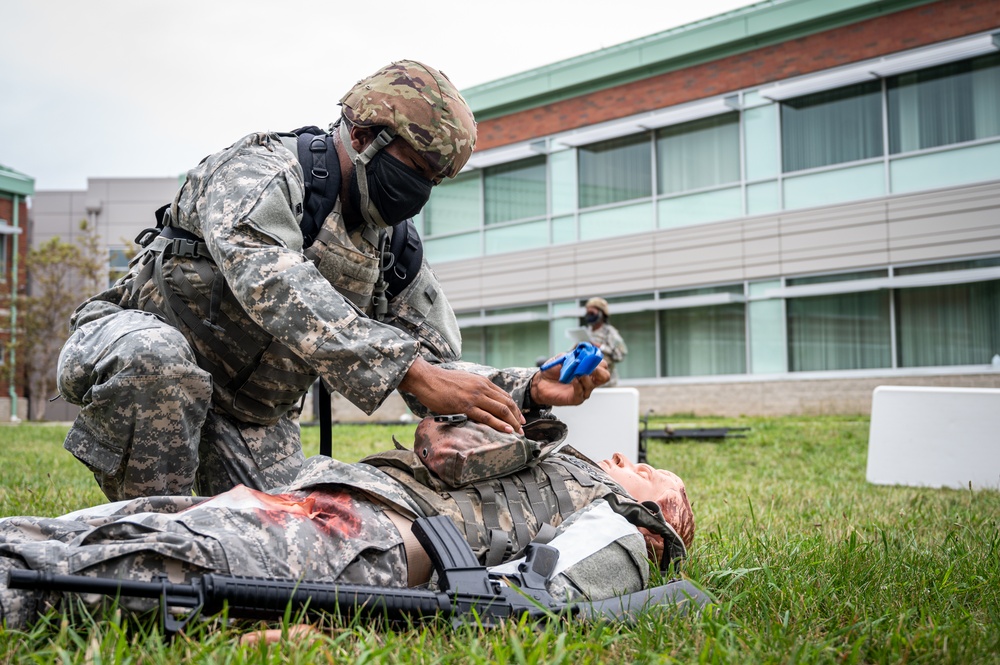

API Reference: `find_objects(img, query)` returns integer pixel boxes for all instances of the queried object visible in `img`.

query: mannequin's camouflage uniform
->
[0,423,683,630]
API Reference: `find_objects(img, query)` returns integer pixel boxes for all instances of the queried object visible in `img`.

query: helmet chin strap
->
[338,121,395,229]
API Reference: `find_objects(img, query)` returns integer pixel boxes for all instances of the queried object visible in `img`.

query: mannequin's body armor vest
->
[360,420,687,570]
[128,129,424,425]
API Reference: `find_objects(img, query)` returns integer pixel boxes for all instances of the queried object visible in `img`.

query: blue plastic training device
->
[540,342,604,384]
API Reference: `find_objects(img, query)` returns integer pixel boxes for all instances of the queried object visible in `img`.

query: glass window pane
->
[658,186,742,229]
[424,232,480,263]
[484,220,548,255]
[896,281,1000,367]
[578,134,652,208]
[749,298,786,374]
[459,326,486,365]
[551,215,576,245]
[579,201,653,241]
[423,171,480,236]
[659,304,746,377]
[657,113,740,194]
[108,248,130,287]
[485,156,547,225]
[746,180,780,216]
[787,292,891,371]
[661,284,742,299]
[783,162,885,210]
[890,141,1000,194]
[549,149,576,215]
[781,81,883,172]
[551,316,580,357]
[888,53,1000,154]
[787,269,888,286]
[744,104,779,180]
[485,320,550,368]
[895,256,1000,276]
[612,311,657,379]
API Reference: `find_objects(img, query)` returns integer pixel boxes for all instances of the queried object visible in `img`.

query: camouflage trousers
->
[57,305,305,500]
[0,486,406,629]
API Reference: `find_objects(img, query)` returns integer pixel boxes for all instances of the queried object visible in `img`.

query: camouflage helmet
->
[586,297,610,319]
[339,60,477,179]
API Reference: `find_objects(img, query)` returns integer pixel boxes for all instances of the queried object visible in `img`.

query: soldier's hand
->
[531,358,611,407]
[399,357,525,434]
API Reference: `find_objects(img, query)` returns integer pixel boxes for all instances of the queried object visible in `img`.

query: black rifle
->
[8,515,708,636]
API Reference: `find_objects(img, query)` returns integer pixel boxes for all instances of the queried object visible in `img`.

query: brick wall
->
[476,0,1000,150]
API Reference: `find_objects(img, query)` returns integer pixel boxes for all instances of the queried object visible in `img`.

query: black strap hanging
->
[318,381,332,457]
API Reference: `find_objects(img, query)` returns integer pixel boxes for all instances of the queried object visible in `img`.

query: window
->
[657,113,740,194]
[458,326,486,365]
[659,287,746,377]
[485,156,546,225]
[108,248,130,286]
[787,292,891,371]
[895,257,1000,276]
[888,53,1000,154]
[578,134,652,208]
[484,320,549,368]
[423,171,480,236]
[781,81,883,172]
[612,311,657,380]
[895,280,1000,367]
[787,269,888,285]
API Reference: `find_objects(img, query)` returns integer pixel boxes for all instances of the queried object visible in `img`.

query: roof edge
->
[463,0,937,119]
[0,165,35,197]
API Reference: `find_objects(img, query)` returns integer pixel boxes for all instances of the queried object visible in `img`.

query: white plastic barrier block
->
[551,387,639,464]
[866,386,1000,490]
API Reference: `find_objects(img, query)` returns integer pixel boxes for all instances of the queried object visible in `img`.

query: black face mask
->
[350,151,433,228]
[584,313,602,325]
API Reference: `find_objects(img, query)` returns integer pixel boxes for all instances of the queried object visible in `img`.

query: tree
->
[18,220,105,420]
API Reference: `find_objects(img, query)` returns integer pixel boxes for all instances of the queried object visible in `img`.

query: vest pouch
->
[383,263,462,362]
[413,417,568,488]
[306,215,380,312]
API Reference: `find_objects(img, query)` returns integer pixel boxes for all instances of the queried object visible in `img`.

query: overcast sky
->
[1,0,761,191]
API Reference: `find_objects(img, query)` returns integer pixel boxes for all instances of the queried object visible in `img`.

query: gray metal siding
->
[434,179,1000,311]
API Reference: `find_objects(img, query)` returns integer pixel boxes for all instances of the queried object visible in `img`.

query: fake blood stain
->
[243,488,363,538]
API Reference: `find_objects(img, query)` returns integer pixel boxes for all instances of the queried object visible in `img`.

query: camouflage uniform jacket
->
[74,131,523,425]
[587,323,628,386]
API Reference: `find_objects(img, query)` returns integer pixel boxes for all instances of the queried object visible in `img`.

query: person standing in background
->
[584,297,628,387]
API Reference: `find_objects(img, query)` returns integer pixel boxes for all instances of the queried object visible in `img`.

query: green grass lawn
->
[0,416,997,664]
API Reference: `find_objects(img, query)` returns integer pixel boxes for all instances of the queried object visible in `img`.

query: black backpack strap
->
[383,218,424,300]
[293,127,341,248]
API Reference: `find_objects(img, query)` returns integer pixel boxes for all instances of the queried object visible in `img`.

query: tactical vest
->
[360,419,687,569]
[129,129,425,425]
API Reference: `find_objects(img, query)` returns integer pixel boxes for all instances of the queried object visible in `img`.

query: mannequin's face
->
[600,453,695,551]
[598,453,684,503]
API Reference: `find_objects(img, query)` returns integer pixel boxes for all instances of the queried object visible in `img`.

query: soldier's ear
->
[349,125,375,153]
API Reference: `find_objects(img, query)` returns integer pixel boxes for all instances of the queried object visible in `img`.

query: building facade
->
[27,0,1000,420]
[29,176,180,421]
[0,165,33,422]
[414,0,1000,416]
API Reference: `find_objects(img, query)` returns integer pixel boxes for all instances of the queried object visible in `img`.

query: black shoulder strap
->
[291,126,341,248]
[383,218,424,300]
